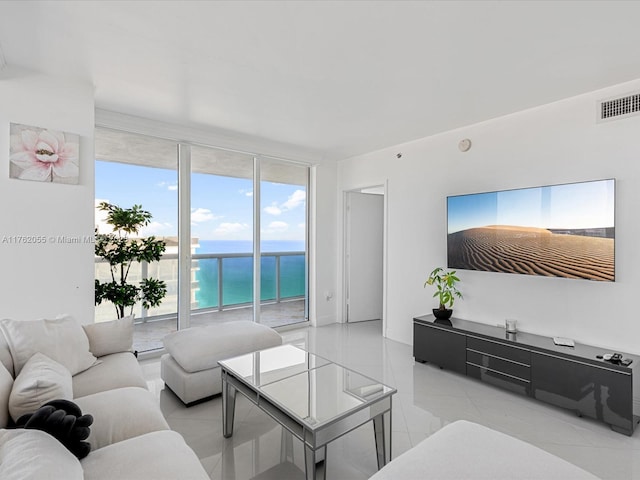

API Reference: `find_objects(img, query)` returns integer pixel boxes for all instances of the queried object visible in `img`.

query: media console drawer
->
[466,349,530,381]
[467,336,530,365]
[466,363,531,396]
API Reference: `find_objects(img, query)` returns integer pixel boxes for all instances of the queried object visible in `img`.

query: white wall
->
[339,78,640,355]
[311,161,339,326]
[0,68,95,323]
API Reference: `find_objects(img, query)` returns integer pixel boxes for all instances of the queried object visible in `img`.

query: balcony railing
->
[95,251,306,323]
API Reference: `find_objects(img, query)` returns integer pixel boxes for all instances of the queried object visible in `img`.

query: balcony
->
[96,251,307,352]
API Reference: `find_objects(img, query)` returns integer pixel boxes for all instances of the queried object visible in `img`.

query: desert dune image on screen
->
[447,179,615,281]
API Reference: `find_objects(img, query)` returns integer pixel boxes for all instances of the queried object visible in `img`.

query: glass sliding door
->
[189,146,255,325]
[94,127,178,352]
[259,157,309,326]
[95,125,310,349]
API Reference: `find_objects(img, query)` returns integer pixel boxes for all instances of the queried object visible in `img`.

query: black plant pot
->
[432,308,453,325]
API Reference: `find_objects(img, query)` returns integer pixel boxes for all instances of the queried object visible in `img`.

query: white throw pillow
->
[0,315,97,376]
[0,428,83,480]
[0,363,13,428]
[82,315,134,357]
[9,352,73,422]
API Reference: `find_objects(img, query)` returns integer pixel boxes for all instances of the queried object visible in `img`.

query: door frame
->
[342,182,388,336]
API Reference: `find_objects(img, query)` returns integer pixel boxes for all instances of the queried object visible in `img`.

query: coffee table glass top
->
[219,345,395,429]
[260,363,394,427]
[219,344,331,387]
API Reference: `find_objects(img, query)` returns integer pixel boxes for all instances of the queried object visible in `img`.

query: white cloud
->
[95,199,173,237]
[264,190,306,216]
[239,189,253,197]
[265,221,289,232]
[246,191,253,197]
[139,221,174,237]
[298,223,306,229]
[264,204,282,216]
[191,207,218,224]
[94,198,111,233]
[157,181,178,191]
[282,190,306,211]
[263,190,306,216]
[215,222,250,235]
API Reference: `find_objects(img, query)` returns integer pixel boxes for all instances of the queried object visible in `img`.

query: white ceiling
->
[1,1,640,162]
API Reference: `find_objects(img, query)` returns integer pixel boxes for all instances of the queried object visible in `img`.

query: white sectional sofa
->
[0,315,209,480]
[370,420,600,480]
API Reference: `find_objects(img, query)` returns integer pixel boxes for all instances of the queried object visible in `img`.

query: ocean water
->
[195,240,306,308]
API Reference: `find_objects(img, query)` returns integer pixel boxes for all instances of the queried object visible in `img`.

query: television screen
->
[447,179,615,281]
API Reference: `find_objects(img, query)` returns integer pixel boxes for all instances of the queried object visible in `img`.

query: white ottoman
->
[160,321,282,405]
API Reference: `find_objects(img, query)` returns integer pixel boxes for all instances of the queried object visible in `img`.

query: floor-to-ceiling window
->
[189,145,255,323]
[95,127,310,352]
[94,129,179,352]
[260,157,308,325]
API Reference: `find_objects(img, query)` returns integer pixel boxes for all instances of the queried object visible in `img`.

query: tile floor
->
[140,320,640,480]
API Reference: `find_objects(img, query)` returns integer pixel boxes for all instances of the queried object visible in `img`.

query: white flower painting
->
[9,123,80,184]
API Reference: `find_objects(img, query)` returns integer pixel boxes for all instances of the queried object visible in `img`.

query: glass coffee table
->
[218,344,396,480]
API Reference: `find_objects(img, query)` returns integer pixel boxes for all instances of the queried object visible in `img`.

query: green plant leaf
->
[95,202,167,318]
[424,267,463,309]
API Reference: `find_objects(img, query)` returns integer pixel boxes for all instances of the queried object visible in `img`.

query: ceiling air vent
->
[598,93,640,122]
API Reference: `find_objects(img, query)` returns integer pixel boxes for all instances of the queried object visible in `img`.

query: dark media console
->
[413,315,640,435]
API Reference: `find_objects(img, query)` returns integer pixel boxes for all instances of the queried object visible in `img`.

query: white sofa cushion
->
[370,420,600,480]
[81,430,209,480]
[0,428,83,480]
[72,352,147,398]
[0,315,97,376]
[75,386,169,450]
[9,352,73,422]
[0,363,12,428]
[163,321,282,373]
[0,332,15,377]
[83,315,134,357]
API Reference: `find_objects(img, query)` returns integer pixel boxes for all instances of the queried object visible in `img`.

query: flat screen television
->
[447,179,615,281]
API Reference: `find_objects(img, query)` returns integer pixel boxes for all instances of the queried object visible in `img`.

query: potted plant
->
[424,267,462,323]
[95,202,167,318]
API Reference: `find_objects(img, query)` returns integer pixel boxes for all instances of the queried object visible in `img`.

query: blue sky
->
[447,179,615,234]
[95,161,306,243]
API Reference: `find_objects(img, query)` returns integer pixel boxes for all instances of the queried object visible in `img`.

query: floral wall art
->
[9,123,79,184]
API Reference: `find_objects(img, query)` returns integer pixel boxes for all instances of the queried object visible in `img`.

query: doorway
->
[344,186,386,326]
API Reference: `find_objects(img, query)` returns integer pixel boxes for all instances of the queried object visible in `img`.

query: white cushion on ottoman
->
[161,353,222,405]
[370,420,600,480]
[161,321,282,405]
[164,321,282,373]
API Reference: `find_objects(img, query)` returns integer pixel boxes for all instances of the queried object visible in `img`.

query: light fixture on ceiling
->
[458,138,472,152]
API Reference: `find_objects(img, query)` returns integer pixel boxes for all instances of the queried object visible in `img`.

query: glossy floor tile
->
[140,320,640,479]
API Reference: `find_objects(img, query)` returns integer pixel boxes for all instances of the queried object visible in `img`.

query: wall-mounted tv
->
[447,179,615,281]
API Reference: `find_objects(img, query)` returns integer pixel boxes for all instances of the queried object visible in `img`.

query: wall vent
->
[598,93,640,122]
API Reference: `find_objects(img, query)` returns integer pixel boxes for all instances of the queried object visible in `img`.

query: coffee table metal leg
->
[304,445,326,480]
[280,428,294,463]
[222,374,236,438]
[373,410,391,469]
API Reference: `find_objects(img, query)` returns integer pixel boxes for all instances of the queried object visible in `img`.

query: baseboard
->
[313,314,336,327]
